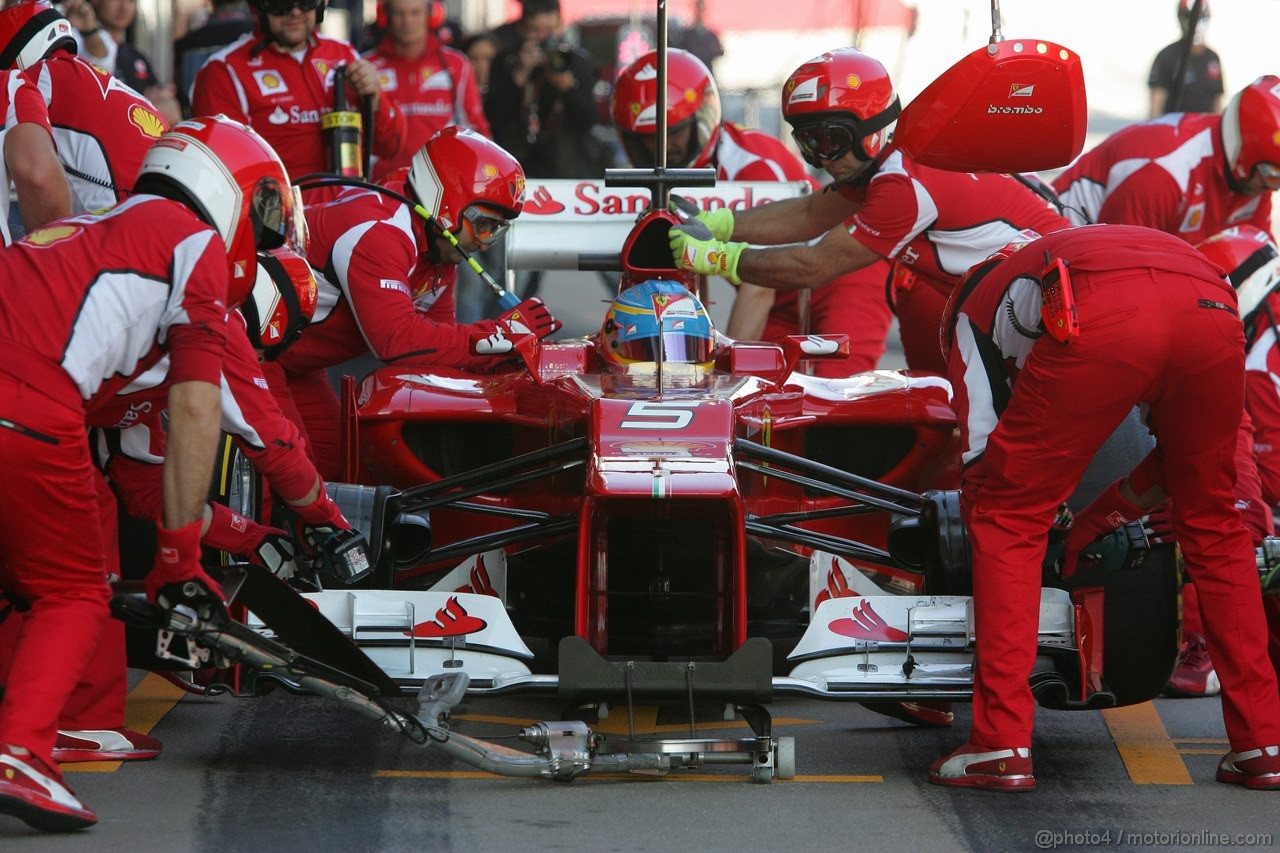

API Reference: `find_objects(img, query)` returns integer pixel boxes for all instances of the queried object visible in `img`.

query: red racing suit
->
[0,69,57,245]
[946,224,1280,751]
[191,32,406,182]
[1051,113,1273,240]
[0,196,227,771]
[24,53,169,213]
[1244,292,1280,507]
[839,151,1071,373]
[717,122,892,376]
[265,184,502,478]
[365,34,490,180]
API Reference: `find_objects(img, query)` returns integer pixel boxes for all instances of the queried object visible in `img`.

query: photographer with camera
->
[483,0,600,179]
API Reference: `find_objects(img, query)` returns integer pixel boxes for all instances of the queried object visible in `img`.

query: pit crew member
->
[364,0,490,180]
[932,224,1280,791]
[262,126,558,480]
[39,251,345,766]
[0,1,169,213]
[191,0,406,184]
[612,48,892,375]
[1053,75,1280,240]
[0,116,294,831]
[668,47,1071,374]
[1196,225,1280,690]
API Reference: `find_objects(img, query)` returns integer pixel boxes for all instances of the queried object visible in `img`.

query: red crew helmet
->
[611,48,722,169]
[1221,76,1280,190]
[782,47,900,167]
[406,126,525,246]
[135,116,294,307]
[0,1,75,70]
[1196,225,1280,322]
[242,248,318,360]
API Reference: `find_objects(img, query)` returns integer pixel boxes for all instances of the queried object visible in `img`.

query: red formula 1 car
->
[118,24,1179,782]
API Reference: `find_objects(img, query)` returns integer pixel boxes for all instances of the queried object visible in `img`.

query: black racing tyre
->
[1100,542,1181,706]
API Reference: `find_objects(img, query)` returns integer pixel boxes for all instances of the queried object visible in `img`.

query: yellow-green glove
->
[670,223,747,285]
[669,194,735,241]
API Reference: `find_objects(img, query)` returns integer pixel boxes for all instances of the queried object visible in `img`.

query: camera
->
[543,38,574,73]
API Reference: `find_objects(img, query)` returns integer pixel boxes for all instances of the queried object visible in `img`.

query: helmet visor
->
[792,121,859,166]
[251,176,291,251]
[461,203,512,247]
[611,331,715,365]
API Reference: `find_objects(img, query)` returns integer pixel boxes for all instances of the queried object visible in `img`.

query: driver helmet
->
[135,116,294,307]
[241,247,318,360]
[782,47,900,168]
[1220,75,1280,190]
[600,280,716,372]
[611,48,722,169]
[406,126,525,248]
[1195,225,1280,324]
[0,1,74,70]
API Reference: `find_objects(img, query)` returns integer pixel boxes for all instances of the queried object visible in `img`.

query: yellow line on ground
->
[64,673,186,774]
[593,706,660,735]
[1176,748,1226,755]
[376,770,882,783]
[1101,702,1193,785]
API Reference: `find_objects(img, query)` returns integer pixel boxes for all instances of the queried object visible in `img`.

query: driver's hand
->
[670,225,745,285]
[670,195,735,241]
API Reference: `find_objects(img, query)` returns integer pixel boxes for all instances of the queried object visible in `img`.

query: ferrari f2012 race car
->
[117,14,1186,783]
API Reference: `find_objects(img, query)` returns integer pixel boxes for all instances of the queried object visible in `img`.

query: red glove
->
[202,503,299,578]
[1062,480,1148,576]
[498,297,560,340]
[288,487,351,529]
[145,518,225,608]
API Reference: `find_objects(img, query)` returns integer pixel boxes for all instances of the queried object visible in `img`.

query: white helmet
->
[135,116,294,306]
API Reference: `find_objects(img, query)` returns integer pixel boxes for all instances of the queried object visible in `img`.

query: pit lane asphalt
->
[4,678,1278,853]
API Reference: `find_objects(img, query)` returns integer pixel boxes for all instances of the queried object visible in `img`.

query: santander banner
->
[519,178,810,221]
[505,179,809,270]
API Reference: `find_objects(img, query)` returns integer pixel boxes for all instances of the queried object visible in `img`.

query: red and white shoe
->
[53,728,162,763]
[0,745,97,832]
[1164,633,1221,697]
[1216,745,1280,790]
[929,742,1036,792]
[861,701,955,728]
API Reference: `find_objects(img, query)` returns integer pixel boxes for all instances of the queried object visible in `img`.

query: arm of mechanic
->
[736,224,882,291]
[6,122,71,234]
[725,186,856,245]
[725,283,777,340]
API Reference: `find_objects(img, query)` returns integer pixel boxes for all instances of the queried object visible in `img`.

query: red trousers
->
[0,378,111,768]
[763,263,894,377]
[895,279,950,374]
[954,269,1280,750]
[260,362,343,482]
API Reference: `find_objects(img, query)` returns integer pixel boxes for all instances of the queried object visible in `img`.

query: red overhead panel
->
[894,39,1087,173]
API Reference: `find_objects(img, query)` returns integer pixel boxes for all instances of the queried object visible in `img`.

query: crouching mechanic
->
[611,48,893,374]
[42,250,350,766]
[262,126,559,479]
[668,47,1070,374]
[932,224,1280,791]
[0,116,294,830]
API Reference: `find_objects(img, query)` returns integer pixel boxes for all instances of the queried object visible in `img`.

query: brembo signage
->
[519,179,810,221]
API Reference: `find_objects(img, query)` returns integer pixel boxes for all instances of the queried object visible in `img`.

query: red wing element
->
[828,600,909,642]
[814,560,858,607]
[405,596,489,638]
[453,555,499,598]
[894,39,1086,172]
